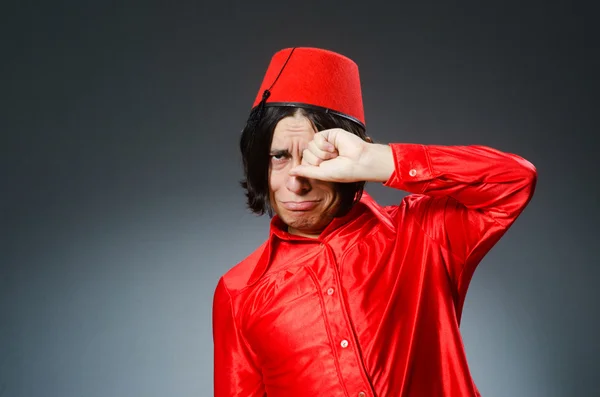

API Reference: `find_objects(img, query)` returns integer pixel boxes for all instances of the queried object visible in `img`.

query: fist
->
[289,128,372,182]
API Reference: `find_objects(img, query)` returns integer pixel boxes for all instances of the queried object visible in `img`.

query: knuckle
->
[303,151,315,164]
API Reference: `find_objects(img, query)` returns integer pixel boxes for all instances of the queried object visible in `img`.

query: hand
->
[289,128,394,183]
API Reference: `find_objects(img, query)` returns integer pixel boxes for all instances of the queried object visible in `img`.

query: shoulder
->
[385,193,456,214]
[381,193,461,234]
[381,193,431,218]
[215,240,269,297]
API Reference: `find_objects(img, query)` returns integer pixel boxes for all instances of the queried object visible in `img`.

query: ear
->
[365,136,373,143]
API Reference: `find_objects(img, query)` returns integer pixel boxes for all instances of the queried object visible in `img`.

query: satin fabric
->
[213,144,537,396]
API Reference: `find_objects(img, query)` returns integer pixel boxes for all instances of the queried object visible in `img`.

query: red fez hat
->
[251,47,365,127]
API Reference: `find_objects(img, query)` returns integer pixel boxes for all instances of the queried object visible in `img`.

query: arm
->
[366,143,537,314]
[213,278,265,396]
[291,131,537,315]
[379,143,537,226]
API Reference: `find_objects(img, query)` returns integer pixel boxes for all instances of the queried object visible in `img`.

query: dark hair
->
[240,106,370,217]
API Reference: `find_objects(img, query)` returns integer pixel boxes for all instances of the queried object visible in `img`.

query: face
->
[269,112,341,238]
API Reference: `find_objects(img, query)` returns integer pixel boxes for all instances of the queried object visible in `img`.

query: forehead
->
[271,114,316,148]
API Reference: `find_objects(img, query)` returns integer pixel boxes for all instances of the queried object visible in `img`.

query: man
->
[213,47,537,396]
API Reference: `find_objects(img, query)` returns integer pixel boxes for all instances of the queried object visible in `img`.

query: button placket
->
[315,242,374,397]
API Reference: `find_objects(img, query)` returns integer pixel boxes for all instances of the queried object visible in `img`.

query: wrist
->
[360,143,395,183]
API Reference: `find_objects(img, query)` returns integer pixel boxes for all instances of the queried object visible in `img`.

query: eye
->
[270,152,290,170]
[270,151,290,163]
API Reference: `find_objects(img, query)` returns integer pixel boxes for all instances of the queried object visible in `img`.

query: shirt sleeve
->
[383,144,537,316]
[213,278,266,397]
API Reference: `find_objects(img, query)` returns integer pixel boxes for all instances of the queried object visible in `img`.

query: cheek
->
[269,170,285,196]
[316,182,339,200]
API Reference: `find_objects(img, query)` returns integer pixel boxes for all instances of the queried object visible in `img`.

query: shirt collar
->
[245,192,385,286]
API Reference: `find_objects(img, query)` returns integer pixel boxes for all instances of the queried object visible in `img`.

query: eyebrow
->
[269,149,291,157]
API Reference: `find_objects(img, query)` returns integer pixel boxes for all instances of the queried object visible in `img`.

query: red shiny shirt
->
[213,144,537,396]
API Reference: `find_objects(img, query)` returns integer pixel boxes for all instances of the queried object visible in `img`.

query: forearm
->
[358,143,395,183]
[365,143,537,225]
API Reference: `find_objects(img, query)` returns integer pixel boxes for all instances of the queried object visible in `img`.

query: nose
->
[286,151,311,194]
[286,174,312,195]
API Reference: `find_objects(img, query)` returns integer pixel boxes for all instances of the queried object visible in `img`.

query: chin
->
[273,198,340,232]
[283,211,331,232]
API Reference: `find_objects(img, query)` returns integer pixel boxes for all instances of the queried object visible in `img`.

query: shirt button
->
[358,392,367,397]
[409,169,417,177]
[340,340,349,348]
[327,288,335,295]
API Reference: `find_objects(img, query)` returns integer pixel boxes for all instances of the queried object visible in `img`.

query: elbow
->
[510,157,537,213]
[520,158,538,200]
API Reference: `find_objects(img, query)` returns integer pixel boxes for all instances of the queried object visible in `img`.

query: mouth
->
[281,200,320,211]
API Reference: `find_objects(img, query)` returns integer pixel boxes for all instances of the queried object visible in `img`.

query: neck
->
[287,226,322,239]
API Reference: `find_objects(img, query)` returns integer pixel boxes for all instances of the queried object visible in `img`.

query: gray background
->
[1,1,598,396]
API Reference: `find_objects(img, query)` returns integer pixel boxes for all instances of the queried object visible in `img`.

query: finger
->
[307,140,338,161]
[313,132,336,152]
[289,165,333,181]
[301,148,322,166]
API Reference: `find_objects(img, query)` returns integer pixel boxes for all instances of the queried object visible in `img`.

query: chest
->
[238,224,452,367]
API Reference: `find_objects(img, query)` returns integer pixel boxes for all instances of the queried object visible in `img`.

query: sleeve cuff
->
[383,143,434,194]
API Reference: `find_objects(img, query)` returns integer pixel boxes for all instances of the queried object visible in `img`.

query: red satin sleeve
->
[384,144,537,316]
